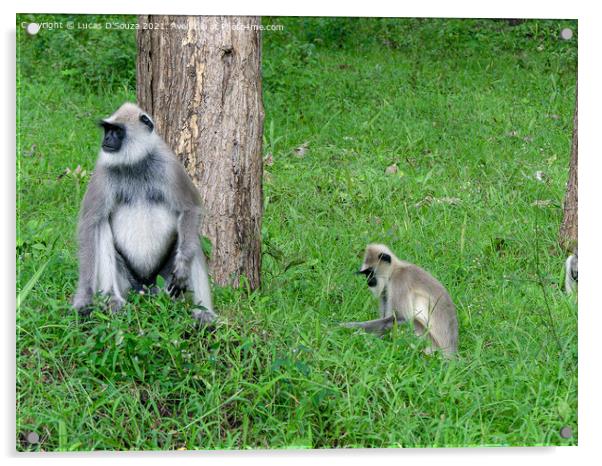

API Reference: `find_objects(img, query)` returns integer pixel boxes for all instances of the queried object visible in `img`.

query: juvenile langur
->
[342,244,458,357]
[565,247,578,295]
[72,102,215,324]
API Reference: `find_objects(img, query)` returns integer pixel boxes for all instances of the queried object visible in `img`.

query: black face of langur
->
[99,122,125,153]
[99,114,153,153]
[356,252,391,289]
[357,267,377,287]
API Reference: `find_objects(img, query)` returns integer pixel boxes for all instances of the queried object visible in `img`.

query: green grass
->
[16,16,577,450]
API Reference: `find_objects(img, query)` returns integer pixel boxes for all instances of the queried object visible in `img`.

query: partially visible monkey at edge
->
[564,247,578,295]
[72,102,215,324]
[342,244,458,357]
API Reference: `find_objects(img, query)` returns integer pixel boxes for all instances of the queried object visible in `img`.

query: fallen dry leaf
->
[293,142,309,158]
[385,164,399,175]
[58,165,87,180]
[264,153,274,166]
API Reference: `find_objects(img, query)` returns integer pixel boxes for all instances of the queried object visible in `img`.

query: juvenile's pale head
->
[97,102,158,167]
[357,243,395,297]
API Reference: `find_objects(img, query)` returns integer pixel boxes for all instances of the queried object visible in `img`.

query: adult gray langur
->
[342,244,458,357]
[72,102,215,324]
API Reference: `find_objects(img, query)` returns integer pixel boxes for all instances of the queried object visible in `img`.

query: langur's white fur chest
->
[371,277,387,298]
[110,202,177,275]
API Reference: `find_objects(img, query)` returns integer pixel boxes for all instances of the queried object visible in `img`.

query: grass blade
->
[17,258,50,311]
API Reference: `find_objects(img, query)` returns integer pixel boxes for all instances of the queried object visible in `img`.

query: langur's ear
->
[139,114,154,132]
[378,253,392,263]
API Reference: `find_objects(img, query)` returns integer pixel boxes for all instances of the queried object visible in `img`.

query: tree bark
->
[559,91,578,251]
[137,16,264,289]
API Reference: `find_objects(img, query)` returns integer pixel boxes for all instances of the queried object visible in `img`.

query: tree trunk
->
[137,16,264,289]
[559,91,578,251]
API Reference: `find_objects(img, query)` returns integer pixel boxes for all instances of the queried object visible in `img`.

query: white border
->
[7,1,583,18]
[3,1,600,465]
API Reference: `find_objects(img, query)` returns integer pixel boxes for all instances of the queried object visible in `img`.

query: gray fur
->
[565,247,578,295]
[341,315,395,337]
[342,244,458,357]
[73,102,215,324]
